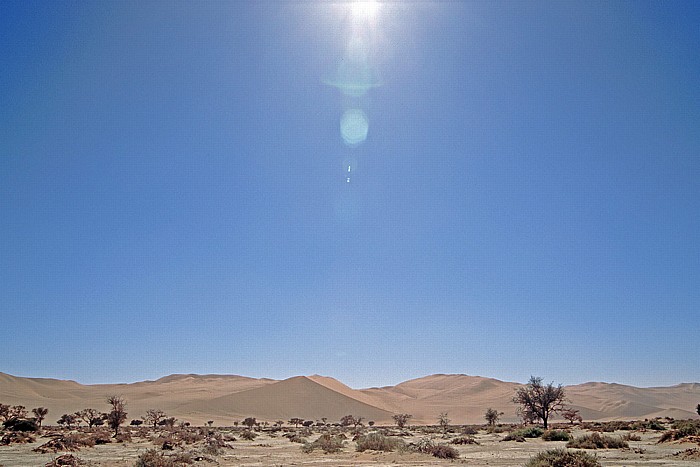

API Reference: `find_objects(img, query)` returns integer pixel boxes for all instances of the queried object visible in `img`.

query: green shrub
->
[542,430,571,441]
[504,427,544,441]
[566,432,628,449]
[134,448,194,466]
[525,448,601,467]
[301,433,345,454]
[356,432,404,452]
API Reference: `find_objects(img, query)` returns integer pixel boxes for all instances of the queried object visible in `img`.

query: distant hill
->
[1,372,698,426]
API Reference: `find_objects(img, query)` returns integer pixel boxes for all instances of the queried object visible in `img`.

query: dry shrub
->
[673,448,700,460]
[461,425,479,435]
[239,430,257,441]
[406,437,459,459]
[134,449,194,467]
[355,432,404,452]
[450,436,479,445]
[1,431,36,445]
[301,433,345,454]
[541,430,571,441]
[34,433,96,453]
[622,433,641,441]
[566,432,628,449]
[45,454,85,466]
[525,448,600,467]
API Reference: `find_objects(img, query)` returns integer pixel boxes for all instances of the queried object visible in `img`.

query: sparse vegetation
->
[301,433,345,453]
[32,407,49,427]
[525,448,601,467]
[658,419,700,442]
[392,413,412,429]
[355,432,404,452]
[239,430,257,441]
[450,436,479,445]
[438,412,450,433]
[105,395,127,437]
[567,432,628,449]
[562,408,583,425]
[485,407,503,426]
[513,376,567,429]
[407,437,459,459]
[542,430,571,441]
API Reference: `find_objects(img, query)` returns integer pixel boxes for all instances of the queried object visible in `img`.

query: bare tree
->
[106,395,127,437]
[562,408,583,425]
[392,413,412,429]
[32,407,49,427]
[484,408,503,426]
[438,412,450,434]
[143,409,167,428]
[512,376,567,429]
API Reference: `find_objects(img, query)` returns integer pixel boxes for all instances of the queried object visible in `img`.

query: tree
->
[57,413,77,429]
[512,376,567,429]
[143,409,167,428]
[77,408,104,428]
[0,404,8,422]
[696,404,700,417]
[438,412,450,433]
[106,395,127,437]
[289,417,303,428]
[340,415,356,427]
[243,417,256,429]
[484,408,503,426]
[392,413,412,429]
[32,407,49,427]
[1,405,27,422]
[562,408,583,425]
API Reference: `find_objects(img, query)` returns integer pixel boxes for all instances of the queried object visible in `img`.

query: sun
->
[351,0,380,19]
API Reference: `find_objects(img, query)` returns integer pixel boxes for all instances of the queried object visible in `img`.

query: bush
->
[622,433,641,441]
[405,437,459,459]
[239,430,257,441]
[355,432,404,452]
[567,432,628,449]
[44,454,85,466]
[33,433,96,453]
[450,436,479,445]
[1,431,36,445]
[134,448,194,466]
[504,427,544,441]
[542,430,571,441]
[431,444,459,459]
[525,448,601,467]
[3,418,39,432]
[301,433,345,454]
[658,421,700,443]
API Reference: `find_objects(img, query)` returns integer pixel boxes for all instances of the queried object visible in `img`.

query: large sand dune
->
[1,372,698,426]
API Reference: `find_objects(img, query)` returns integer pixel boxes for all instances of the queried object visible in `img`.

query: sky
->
[1,1,699,389]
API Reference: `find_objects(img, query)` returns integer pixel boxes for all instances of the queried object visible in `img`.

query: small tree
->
[438,412,450,433]
[392,414,412,429]
[2,405,27,422]
[289,417,303,428]
[340,415,356,427]
[57,413,77,429]
[77,408,104,428]
[696,404,700,417]
[562,408,583,425]
[243,417,256,429]
[143,409,167,429]
[512,376,567,429]
[106,395,127,437]
[32,407,49,427]
[484,408,503,426]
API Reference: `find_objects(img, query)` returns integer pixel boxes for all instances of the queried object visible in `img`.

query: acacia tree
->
[392,413,412,429]
[77,408,104,428]
[438,412,451,434]
[484,408,503,426]
[512,376,566,429]
[106,395,127,437]
[243,417,256,429]
[57,413,77,429]
[289,417,303,428]
[143,409,166,428]
[562,408,583,425]
[32,407,49,427]
[1,405,27,422]
[340,415,356,427]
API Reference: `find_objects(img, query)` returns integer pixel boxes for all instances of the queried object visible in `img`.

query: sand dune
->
[1,372,698,426]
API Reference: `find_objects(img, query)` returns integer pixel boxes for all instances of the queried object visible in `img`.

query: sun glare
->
[351,0,380,19]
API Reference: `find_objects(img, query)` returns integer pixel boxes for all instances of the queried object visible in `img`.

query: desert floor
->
[1,426,699,466]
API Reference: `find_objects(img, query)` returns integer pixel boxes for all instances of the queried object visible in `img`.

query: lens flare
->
[340,109,369,146]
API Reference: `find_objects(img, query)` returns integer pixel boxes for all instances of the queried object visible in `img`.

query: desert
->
[1,372,700,466]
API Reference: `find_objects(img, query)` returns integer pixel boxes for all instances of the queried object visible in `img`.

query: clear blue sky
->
[1,1,699,389]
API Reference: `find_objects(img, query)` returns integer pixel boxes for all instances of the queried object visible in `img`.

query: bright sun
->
[351,0,380,19]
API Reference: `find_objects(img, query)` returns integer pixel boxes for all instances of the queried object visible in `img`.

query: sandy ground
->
[1,426,700,467]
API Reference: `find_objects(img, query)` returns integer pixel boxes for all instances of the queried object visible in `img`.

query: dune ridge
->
[1,372,698,426]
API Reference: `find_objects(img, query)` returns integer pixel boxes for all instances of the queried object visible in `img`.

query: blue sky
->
[1,1,699,389]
